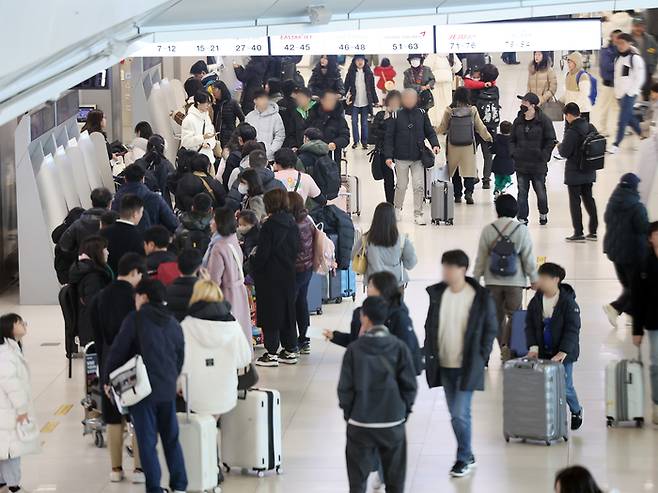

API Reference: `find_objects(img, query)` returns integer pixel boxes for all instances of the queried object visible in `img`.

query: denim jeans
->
[516,172,548,222]
[648,330,658,405]
[0,458,21,487]
[130,399,187,493]
[440,368,474,462]
[563,362,581,415]
[295,269,313,344]
[615,94,642,146]
[351,106,369,145]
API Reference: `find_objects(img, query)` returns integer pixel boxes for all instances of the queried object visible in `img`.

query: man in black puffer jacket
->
[306,89,350,164]
[166,249,203,322]
[603,173,650,327]
[558,103,599,242]
[59,187,113,255]
[509,92,556,225]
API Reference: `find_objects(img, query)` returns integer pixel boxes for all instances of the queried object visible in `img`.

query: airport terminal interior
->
[1,2,658,493]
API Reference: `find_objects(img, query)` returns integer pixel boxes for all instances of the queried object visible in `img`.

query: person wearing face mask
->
[403,54,436,111]
[509,92,557,225]
[237,168,267,221]
[308,55,345,98]
[134,135,176,209]
[180,91,217,164]
[237,209,260,260]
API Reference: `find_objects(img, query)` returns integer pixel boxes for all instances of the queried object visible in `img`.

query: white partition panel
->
[78,131,104,190]
[65,138,93,209]
[36,153,68,235]
[54,145,82,209]
[170,78,187,111]
[89,132,115,191]
[148,83,178,164]
[160,78,178,115]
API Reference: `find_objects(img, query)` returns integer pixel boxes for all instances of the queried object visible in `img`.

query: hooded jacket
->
[166,276,197,322]
[558,117,597,186]
[337,326,417,424]
[58,207,105,254]
[306,104,351,162]
[112,181,179,233]
[525,284,581,363]
[211,80,245,147]
[277,95,300,148]
[225,166,286,211]
[509,108,557,174]
[180,301,252,415]
[603,184,650,264]
[424,278,498,391]
[298,139,330,170]
[562,52,592,113]
[68,259,113,346]
[244,101,286,160]
[181,105,217,163]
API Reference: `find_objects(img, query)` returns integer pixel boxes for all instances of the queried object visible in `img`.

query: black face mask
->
[520,105,529,114]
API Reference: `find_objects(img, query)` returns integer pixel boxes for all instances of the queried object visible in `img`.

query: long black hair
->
[368,271,402,307]
[554,466,602,493]
[240,168,264,197]
[348,55,372,76]
[144,135,165,168]
[367,202,399,248]
[533,51,553,71]
[0,313,22,344]
[451,87,471,108]
[81,109,104,134]
[313,55,340,76]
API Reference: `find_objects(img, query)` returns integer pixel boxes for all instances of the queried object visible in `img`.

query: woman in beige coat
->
[527,51,558,106]
[437,87,492,204]
[204,208,253,354]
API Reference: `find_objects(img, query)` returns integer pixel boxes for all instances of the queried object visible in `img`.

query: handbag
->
[419,143,435,169]
[109,314,152,408]
[368,149,384,181]
[352,233,368,275]
[542,98,565,122]
[419,89,435,109]
[16,418,39,443]
[237,363,259,391]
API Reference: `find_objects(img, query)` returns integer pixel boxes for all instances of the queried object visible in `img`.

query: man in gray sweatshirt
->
[473,194,538,361]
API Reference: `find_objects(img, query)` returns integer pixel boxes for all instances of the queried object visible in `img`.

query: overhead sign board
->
[269,26,433,56]
[435,20,601,53]
[131,37,269,57]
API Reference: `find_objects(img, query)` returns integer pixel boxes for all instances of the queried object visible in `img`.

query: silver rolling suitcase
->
[340,159,361,216]
[430,181,455,225]
[503,358,569,445]
[605,352,645,428]
[221,388,282,477]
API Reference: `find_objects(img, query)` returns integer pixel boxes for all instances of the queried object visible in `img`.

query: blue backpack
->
[576,70,598,106]
[489,223,522,277]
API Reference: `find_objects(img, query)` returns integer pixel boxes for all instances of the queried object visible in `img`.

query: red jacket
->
[374,65,397,91]
[463,77,497,90]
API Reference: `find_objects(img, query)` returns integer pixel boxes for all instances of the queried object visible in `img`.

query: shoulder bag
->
[352,233,368,275]
[542,97,565,122]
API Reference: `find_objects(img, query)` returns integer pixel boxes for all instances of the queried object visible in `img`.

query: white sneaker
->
[395,209,402,221]
[607,144,619,154]
[371,471,384,491]
[626,315,633,327]
[132,469,145,484]
[414,215,427,226]
[602,304,619,328]
[109,469,125,482]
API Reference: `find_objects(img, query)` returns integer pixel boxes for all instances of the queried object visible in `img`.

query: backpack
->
[307,154,340,200]
[576,70,598,106]
[579,128,606,171]
[449,107,475,146]
[475,89,500,128]
[153,262,181,286]
[489,222,522,277]
[175,227,211,255]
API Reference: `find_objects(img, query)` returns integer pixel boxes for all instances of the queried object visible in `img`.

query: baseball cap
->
[517,92,540,106]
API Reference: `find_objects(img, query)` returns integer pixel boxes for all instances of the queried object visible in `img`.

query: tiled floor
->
[6,53,658,493]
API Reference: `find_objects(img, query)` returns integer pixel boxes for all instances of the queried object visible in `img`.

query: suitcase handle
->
[181,373,191,423]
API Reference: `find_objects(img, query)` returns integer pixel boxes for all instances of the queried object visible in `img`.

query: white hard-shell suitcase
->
[221,388,282,477]
[340,158,361,216]
[605,353,645,427]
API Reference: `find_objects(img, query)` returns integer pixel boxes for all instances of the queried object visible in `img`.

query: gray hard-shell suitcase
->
[503,358,569,445]
[430,181,455,225]
[307,273,323,315]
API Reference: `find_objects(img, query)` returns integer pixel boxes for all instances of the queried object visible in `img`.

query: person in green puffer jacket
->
[297,127,340,202]
[174,193,213,256]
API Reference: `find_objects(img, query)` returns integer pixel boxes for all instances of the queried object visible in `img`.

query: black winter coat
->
[221,150,242,190]
[58,207,103,254]
[309,205,354,270]
[491,134,515,176]
[603,185,650,265]
[308,68,345,97]
[235,57,268,114]
[632,250,658,334]
[344,65,378,109]
[558,117,597,186]
[306,104,351,163]
[105,303,185,403]
[53,207,85,284]
[174,171,226,213]
[278,95,301,148]
[424,278,498,391]
[338,326,417,423]
[112,182,179,233]
[134,157,176,208]
[212,91,245,148]
[370,110,390,151]
[251,212,300,336]
[509,109,556,174]
[146,250,178,277]
[166,276,198,322]
[100,222,145,276]
[68,259,113,346]
[383,107,439,161]
[525,284,581,363]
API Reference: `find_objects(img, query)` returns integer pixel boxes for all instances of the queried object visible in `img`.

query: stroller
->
[80,342,106,447]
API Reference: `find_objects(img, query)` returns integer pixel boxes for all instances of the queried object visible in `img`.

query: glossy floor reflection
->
[7,54,658,493]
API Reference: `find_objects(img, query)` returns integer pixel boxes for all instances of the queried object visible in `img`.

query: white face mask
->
[238,183,249,195]
[410,59,421,68]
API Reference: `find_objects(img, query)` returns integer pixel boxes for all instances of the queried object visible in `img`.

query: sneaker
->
[500,345,512,362]
[362,143,368,150]
[539,214,548,226]
[467,456,477,469]
[586,233,598,241]
[255,353,279,367]
[110,469,125,482]
[565,234,586,243]
[449,460,472,478]
[626,315,633,327]
[571,408,584,430]
[464,193,474,205]
[395,208,402,221]
[607,144,619,154]
[299,341,311,355]
[652,404,658,425]
[351,143,358,149]
[518,218,528,226]
[371,471,384,491]
[493,189,501,198]
[482,179,491,190]
[278,350,299,365]
[552,152,565,161]
[602,304,619,328]
[414,215,427,226]
[454,196,462,203]
[132,469,145,484]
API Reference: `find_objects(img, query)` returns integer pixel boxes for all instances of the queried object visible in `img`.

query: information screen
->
[435,19,601,53]
[131,37,269,57]
[269,26,434,56]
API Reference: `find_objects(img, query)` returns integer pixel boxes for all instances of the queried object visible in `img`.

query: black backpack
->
[579,129,606,171]
[308,154,340,200]
[475,88,500,128]
[175,227,211,256]
[489,223,522,277]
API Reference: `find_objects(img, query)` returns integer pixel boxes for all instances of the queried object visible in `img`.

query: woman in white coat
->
[428,54,462,127]
[0,313,39,493]
[180,90,217,163]
[180,280,252,417]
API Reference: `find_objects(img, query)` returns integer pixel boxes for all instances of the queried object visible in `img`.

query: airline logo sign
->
[270,26,433,55]
[435,20,601,53]
[131,37,268,57]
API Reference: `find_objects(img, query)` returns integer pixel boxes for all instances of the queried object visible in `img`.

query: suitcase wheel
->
[563,436,568,442]
[223,463,231,473]
[606,417,614,428]
[317,309,323,315]
[446,219,454,226]
[94,430,104,448]
[257,471,265,478]
[352,293,356,301]
[335,297,343,304]
[276,465,282,475]
[545,441,551,446]
[504,434,510,443]
[636,418,644,428]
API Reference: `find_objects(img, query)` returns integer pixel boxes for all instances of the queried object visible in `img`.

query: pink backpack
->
[311,221,336,275]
